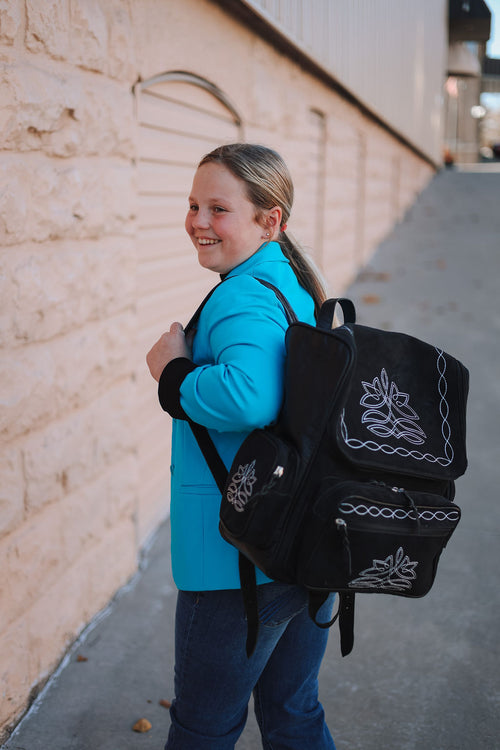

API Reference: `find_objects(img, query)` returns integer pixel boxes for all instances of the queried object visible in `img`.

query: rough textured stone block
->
[25,0,70,59]
[0,0,22,45]
[0,238,136,347]
[0,62,134,157]
[0,615,32,728]
[0,313,136,443]
[0,445,24,539]
[68,0,108,73]
[21,378,136,511]
[104,0,137,81]
[60,455,137,565]
[0,502,65,634]
[25,515,137,677]
[0,156,135,245]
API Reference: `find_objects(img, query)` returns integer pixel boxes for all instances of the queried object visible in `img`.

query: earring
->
[266,232,270,237]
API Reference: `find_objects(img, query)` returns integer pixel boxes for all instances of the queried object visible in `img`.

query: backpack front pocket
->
[298,480,461,596]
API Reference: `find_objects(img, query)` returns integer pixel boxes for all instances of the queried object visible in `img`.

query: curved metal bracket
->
[134,70,243,134]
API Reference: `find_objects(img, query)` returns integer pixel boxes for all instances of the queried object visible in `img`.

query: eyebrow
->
[188,195,233,206]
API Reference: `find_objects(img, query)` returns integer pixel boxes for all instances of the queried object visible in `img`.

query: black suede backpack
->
[187,280,469,657]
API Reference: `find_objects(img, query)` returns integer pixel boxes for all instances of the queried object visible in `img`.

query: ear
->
[262,206,283,240]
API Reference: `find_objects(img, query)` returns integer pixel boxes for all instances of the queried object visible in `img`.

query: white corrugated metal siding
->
[239,0,447,163]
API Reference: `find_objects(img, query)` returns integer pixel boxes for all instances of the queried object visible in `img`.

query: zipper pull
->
[335,518,352,576]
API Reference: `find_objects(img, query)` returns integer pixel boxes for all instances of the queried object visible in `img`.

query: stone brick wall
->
[0,0,435,736]
[0,0,140,733]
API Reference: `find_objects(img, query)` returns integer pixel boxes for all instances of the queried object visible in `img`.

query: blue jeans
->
[165,582,336,749]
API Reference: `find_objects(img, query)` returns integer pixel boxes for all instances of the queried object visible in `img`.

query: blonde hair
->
[198,143,327,316]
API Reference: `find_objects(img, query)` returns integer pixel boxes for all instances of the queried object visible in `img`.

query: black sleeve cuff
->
[158,357,197,419]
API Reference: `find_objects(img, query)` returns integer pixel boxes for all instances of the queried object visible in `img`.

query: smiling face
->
[185,162,270,275]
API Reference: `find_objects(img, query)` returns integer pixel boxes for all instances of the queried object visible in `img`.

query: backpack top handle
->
[317,298,356,330]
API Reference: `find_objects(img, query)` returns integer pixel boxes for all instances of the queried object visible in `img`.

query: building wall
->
[230,0,448,163]
[0,0,435,735]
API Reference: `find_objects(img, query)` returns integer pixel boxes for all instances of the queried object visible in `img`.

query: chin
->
[198,256,223,274]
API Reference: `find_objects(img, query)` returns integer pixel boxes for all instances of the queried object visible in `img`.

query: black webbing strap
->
[256,278,298,324]
[187,419,227,494]
[183,277,297,658]
[338,592,355,656]
[183,281,224,336]
[239,554,260,657]
[317,297,356,331]
[188,420,260,656]
[309,590,355,657]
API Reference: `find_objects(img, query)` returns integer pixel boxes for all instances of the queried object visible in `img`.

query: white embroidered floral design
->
[360,368,427,445]
[341,349,455,467]
[226,460,257,512]
[348,546,418,591]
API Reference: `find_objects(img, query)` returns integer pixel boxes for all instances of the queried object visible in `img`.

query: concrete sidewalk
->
[3,166,500,750]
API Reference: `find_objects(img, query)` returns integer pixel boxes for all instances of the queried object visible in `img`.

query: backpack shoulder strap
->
[184,277,297,657]
[186,277,296,482]
[254,278,298,324]
[184,280,224,335]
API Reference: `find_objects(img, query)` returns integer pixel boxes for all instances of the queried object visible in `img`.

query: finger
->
[169,321,184,334]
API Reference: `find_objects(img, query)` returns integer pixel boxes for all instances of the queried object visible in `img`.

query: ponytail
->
[279,231,327,319]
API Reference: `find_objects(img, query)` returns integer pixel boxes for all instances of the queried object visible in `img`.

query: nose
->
[192,208,210,229]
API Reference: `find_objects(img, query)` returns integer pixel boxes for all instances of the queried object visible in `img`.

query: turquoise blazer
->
[160,241,316,590]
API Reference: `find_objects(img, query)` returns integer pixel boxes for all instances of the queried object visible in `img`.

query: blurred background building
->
[444,0,500,163]
[0,0,495,738]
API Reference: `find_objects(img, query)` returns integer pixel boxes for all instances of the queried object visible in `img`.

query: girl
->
[147,143,336,750]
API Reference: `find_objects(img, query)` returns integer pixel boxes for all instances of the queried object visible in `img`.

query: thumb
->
[169,321,184,334]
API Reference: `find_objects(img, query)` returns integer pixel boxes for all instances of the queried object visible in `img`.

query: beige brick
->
[26,515,137,678]
[0,166,28,242]
[0,155,135,246]
[0,238,135,347]
[105,0,137,81]
[0,312,136,442]
[0,350,49,441]
[0,61,82,155]
[0,495,137,724]
[21,379,136,512]
[69,0,108,74]
[25,0,70,59]
[60,455,137,565]
[0,444,24,539]
[23,1,135,80]
[0,0,23,45]
[0,615,32,729]
[0,63,134,157]
[82,515,137,616]
[77,82,135,157]
[0,502,65,634]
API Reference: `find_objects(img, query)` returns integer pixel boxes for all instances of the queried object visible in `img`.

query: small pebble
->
[132,718,152,733]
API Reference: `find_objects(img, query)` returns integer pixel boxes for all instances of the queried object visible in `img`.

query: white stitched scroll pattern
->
[226,460,257,512]
[348,547,418,592]
[339,502,460,523]
[341,348,454,467]
[359,367,427,445]
[437,348,454,465]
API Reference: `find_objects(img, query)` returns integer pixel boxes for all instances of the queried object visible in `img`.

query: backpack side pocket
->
[219,429,301,578]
